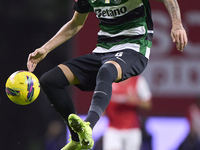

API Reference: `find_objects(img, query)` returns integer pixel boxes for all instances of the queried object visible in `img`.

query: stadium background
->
[0,0,199,150]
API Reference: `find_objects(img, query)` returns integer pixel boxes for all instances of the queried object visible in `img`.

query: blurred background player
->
[178,98,200,150]
[44,120,66,150]
[103,75,152,150]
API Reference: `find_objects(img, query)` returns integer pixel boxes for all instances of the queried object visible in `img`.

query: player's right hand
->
[171,26,188,52]
[27,47,48,72]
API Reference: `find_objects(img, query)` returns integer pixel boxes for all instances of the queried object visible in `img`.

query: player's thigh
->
[58,64,80,85]
[102,49,148,81]
[103,128,123,150]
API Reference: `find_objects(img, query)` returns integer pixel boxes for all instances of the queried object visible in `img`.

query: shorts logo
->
[115,52,126,64]
[115,52,123,57]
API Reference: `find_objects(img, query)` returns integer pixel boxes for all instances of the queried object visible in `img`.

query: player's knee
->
[97,63,118,83]
[39,72,51,89]
[40,67,70,89]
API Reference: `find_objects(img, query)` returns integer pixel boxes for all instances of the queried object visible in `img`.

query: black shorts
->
[62,49,148,91]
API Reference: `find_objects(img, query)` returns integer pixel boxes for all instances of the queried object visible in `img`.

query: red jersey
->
[106,76,140,129]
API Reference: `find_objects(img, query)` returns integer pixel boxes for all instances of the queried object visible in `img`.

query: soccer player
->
[27,0,187,149]
[103,76,152,150]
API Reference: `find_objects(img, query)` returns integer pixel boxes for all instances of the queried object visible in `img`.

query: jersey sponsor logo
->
[114,0,122,4]
[91,0,97,3]
[105,0,110,3]
[95,6,127,18]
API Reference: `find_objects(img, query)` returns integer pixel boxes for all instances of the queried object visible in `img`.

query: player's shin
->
[40,66,79,142]
[85,63,118,128]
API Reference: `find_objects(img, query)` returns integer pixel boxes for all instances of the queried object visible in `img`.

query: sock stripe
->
[94,90,107,95]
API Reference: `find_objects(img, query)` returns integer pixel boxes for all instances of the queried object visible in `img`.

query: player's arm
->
[41,11,89,52]
[27,11,89,72]
[127,94,152,110]
[133,76,152,110]
[156,0,188,52]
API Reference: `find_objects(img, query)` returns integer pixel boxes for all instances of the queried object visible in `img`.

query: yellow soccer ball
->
[5,71,40,105]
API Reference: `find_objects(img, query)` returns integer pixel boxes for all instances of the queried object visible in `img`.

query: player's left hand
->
[171,26,188,52]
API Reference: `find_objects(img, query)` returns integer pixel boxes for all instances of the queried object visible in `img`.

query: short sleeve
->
[72,0,93,13]
[136,76,152,101]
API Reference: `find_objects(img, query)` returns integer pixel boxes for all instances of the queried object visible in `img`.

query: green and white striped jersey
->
[73,0,153,59]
